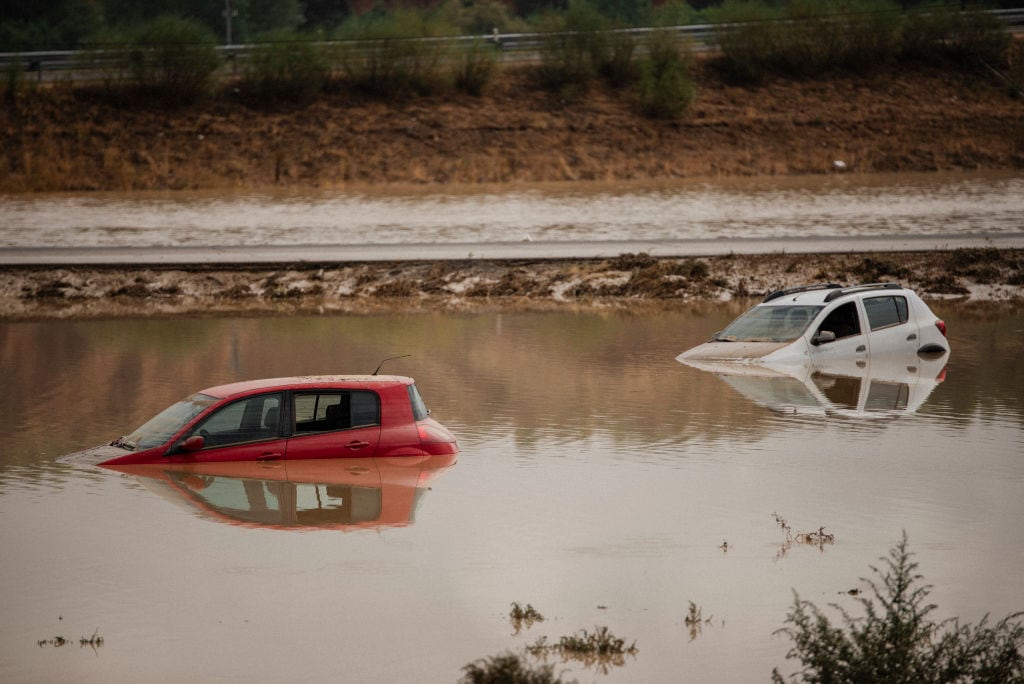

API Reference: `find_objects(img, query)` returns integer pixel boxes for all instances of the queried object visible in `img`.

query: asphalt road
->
[1,234,1022,266]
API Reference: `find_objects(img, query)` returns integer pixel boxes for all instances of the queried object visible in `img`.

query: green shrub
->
[772,533,1024,683]
[239,30,330,104]
[535,0,612,96]
[638,29,696,119]
[336,9,454,98]
[3,57,25,100]
[710,0,780,83]
[452,38,500,96]
[129,17,220,104]
[711,0,902,81]
[88,17,220,106]
[901,4,1010,67]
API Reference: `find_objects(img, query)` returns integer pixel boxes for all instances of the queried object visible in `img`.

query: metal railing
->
[2,8,1021,82]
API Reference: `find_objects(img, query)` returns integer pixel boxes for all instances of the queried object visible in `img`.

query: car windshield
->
[716,305,823,343]
[124,393,218,450]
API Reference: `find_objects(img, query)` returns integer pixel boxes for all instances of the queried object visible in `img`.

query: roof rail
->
[823,282,902,302]
[763,283,841,302]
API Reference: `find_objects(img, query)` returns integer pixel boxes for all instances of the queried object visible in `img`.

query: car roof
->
[760,283,910,306]
[199,375,414,399]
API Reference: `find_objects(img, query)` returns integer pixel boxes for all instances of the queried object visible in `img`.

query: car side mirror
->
[812,330,837,346]
[181,435,205,452]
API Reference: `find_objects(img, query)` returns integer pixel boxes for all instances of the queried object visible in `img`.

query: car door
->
[807,300,869,363]
[167,392,287,463]
[861,294,919,356]
[285,390,382,460]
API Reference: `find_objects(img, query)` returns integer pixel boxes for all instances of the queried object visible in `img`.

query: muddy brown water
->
[1,303,1022,683]
[2,171,1023,249]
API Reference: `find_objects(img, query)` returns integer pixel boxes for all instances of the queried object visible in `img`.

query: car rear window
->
[864,296,909,330]
[294,391,380,433]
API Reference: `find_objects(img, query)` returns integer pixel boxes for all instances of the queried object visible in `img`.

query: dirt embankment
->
[2,62,1023,192]
[3,249,1022,320]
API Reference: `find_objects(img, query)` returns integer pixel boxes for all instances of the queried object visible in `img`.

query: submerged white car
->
[677,283,949,366]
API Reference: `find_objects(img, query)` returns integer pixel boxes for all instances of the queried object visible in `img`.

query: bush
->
[85,17,220,106]
[452,38,500,96]
[238,30,330,104]
[637,29,696,119]
[535,0,612,96]
[901,4,1011,67]
[772,533,1024,683]
[335,9,454,98]
[460,652,565,684]
[711,0,902,81]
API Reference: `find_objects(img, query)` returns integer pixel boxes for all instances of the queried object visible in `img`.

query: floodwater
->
[1,304,1022,683]
[2,171,1023,248]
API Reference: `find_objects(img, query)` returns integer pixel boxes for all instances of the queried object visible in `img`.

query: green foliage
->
[535,0,613,96]
[435,0,531,35]
[901,3,1011,66]
[335,9,455,98]
[0,0,103,51]
[3,56,25,100]
[452,38,500,96]
[238,30,329,104]
[460,652,567,684]
[97,16,221,105]
[637,29,695,119]
[773,533,1024,683]
[712,0,903,82]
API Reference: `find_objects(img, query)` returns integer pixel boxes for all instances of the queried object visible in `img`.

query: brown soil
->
[3,249,1021,319]
[2,62,1023,192]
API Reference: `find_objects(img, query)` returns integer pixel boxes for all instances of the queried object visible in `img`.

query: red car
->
[78,375,458,466]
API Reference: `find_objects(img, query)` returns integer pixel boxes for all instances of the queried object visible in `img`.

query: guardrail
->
[2,8,1022,81]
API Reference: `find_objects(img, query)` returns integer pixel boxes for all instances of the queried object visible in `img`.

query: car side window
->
[864,296,909,330]
[817,301,862,339]
[191,393,281,448]
[294,391,380,433]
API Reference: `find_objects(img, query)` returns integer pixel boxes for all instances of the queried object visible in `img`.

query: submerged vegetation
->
[773,534,1024,683]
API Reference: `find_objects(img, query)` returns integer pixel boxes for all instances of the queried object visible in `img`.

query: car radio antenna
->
[372,354,411,375]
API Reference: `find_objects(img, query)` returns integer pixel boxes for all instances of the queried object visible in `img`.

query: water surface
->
[1,304,1021,682]
[3,172,1022,248]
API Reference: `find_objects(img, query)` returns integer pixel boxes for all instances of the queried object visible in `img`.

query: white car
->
[677,283,949,366]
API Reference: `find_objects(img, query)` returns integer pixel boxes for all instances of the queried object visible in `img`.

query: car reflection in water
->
[103,455,456,531]
[680,350,948,418]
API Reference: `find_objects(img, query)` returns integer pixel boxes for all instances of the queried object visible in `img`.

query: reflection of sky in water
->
[2,173,1022,247]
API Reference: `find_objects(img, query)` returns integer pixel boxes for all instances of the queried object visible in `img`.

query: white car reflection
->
[680,351,947,418]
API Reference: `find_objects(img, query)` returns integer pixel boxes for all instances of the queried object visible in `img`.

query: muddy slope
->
[2,63,1023,192]
[3,249,1021,319]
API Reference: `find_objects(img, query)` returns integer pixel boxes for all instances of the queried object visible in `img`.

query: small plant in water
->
[772,532,1024,683]
[684,601,714,641]
[510,602,545,634]
[773,512,834,559]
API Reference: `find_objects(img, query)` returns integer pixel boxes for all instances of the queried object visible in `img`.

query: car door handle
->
[345,440,370,450]
[257,451,282,460]
[856,345,866,352]
[907,333,917,341]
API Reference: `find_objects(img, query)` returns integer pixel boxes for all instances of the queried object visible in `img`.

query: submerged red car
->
[77,375,458,466]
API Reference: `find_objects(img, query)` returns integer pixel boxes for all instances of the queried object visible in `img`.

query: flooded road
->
[3,172,1023,249]
[1,303,1022,682]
